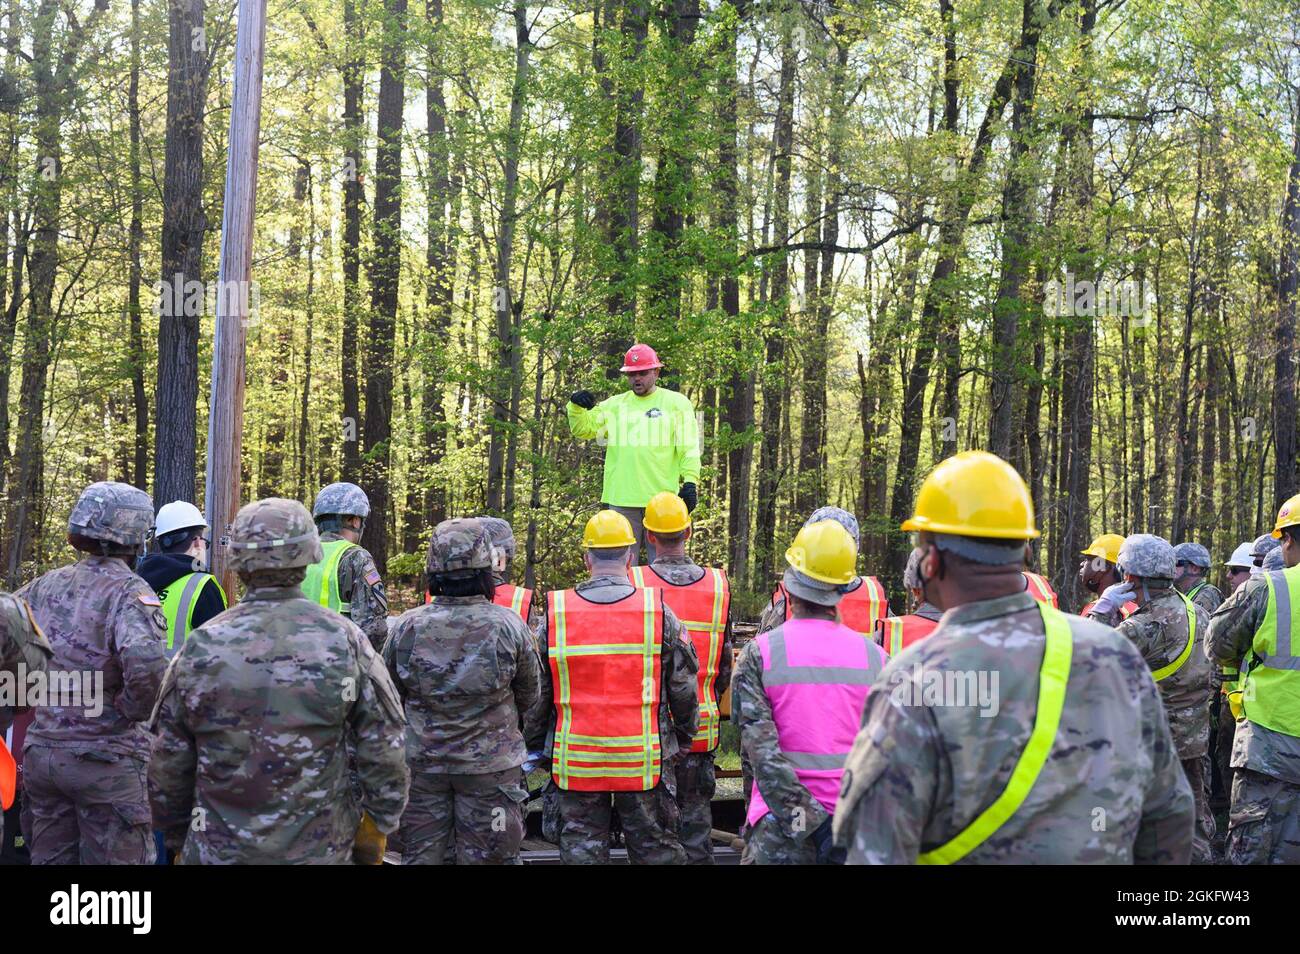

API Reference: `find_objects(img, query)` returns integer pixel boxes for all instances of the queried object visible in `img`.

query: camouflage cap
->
[478,516,517,559]
[782,566,844,608]
[805,506,860,546]
[1251,533,1281,560]
[227,498,323,573]
[312,481,371,519]
[1117,533,1176,580]
[427,518,493,574]
[1172,542,1212,569]
[1263,548,1286,572]
[903,547,924,590]
[68,481,154,547]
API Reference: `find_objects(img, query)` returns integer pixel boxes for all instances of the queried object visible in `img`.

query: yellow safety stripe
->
[510,586,526,616]
[918,602,1072,865]
[552,590,573,789]
[884,617,904,656]
[1151,593,1196,682]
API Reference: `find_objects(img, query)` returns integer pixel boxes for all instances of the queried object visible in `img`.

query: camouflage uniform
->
[17,482,166,865]
[312,482,389,652]
[644,555,733,864]
[0,591,52,848]
[1206,571,1300,864]
[383,518,541,865]
[834,591,1194,863]
[1092,565,1214,862]
[525,573,699,864]
[148,498,409,865]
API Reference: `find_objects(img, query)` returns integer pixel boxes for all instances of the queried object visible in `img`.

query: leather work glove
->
[352,812,387,865]
[1091,581,1135,616]
[811,818,846,865]
[570,390,597,410]
[679,482,698,513]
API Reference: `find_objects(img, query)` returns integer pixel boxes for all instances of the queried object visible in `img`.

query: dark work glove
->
[811,817,846,865]
[679,482,698,513]
[570,390,596,410]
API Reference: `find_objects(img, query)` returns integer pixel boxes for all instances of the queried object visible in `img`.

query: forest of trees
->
[2,0,1300,613]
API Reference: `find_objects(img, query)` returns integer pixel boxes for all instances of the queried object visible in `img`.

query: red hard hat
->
[620,343,663,373]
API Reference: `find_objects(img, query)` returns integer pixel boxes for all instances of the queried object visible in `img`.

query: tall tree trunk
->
[360,0,407,572]
[754,16,794,583]
[155,0,209,507]
[1274,93,1300,504]
[485,1,530,514]
[341,0,365,480]
[297,163,315,499]
[720,0,751,582]
[422,0,452,526]
[128,0,148,489]
[988,0,1048,458]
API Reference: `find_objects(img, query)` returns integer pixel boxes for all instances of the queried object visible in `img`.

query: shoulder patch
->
[364,568,382,586]
[137,592,161,607]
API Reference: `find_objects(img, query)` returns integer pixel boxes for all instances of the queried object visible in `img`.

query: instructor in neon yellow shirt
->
[567,343,700,564]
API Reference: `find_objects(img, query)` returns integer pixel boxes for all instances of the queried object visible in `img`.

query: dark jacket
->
[138,553,227,635]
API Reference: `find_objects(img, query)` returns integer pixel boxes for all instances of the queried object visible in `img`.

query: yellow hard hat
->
[582,510,637,548]
[785,520,857,585]
[1271,493,1300,538]
[900,450,1040,540]
[642,492,691,534]
[1081,533,1124,564]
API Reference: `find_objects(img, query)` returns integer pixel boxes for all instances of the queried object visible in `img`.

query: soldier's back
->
[172,594,367,863]
[19,557,165,754]
[387,597,532,773]
[840,594,1189,863]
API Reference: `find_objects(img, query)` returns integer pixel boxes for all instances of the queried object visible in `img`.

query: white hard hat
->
[155,501,208,539]
[1225,542,1254,570]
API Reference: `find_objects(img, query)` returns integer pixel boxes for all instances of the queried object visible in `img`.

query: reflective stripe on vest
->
[548,587,664,792]
[1023,573,1058,609]
[630,564,730,752]
[494,583,532,621]
[1188,581,1206,601]
[0,737,14,810]
[1151,592,1197,682]
[882,614,939,656]
[160,572,224,655]
[779,576,890,638]
[917,602,1073,865]
[746,618,888,827]
[1242,568,1300,735]
[301,539,356,613]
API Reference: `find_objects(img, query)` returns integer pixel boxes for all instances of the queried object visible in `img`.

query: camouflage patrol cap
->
[782,566,845,607]
[227,498,323,572]
[312,482,371,519]
[1172,542,1212,569]
[427,518,493,574]
[903,547,925,590]
[805,506,860,546]
[1117,533,1176,580]
[68,481,154,547]
[1252,534,1281,561]
[478,516,517,559]
[1263,548,1286,572]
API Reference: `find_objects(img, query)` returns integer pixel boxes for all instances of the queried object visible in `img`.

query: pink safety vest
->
[746,617,889,827]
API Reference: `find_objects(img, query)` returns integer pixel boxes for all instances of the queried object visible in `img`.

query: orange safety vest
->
[777,576,890,638]
[1080,598,1138,619]
[1023,572,1059,608]
[425,583,532,620]
[879,614,940,656]
[0,737,14,810]
[547,587,665,792]
[629,564,729,753]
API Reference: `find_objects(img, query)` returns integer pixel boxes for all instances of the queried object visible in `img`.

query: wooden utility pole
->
[204,0,267,596]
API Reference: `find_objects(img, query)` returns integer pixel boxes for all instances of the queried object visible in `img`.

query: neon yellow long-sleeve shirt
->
[567,386,701,508]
